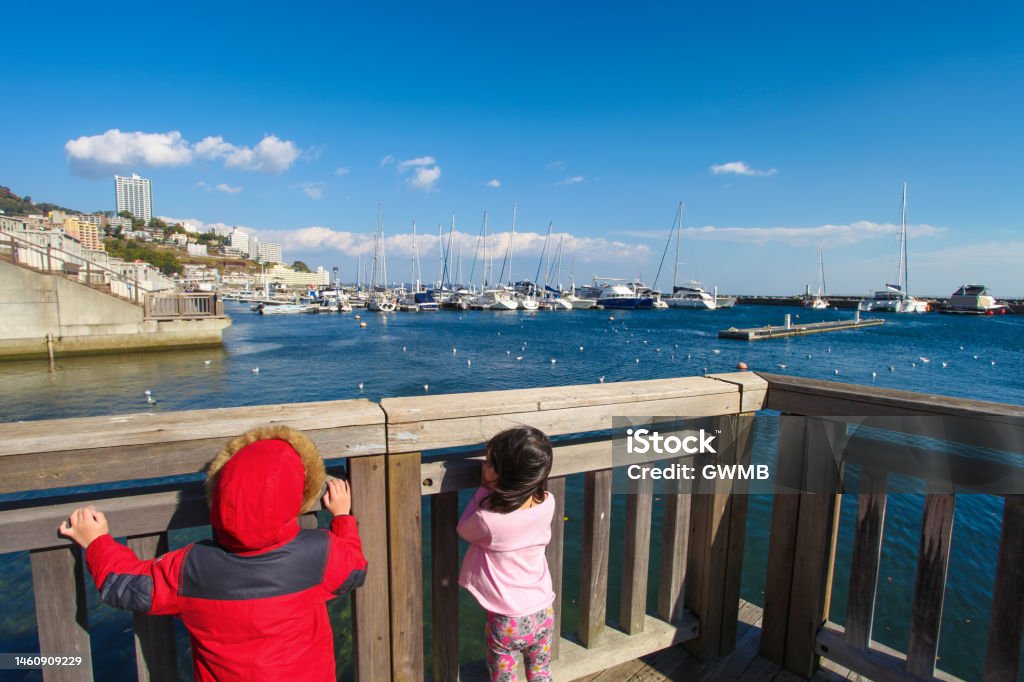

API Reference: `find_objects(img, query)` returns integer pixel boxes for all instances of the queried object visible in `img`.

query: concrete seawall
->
[0,260,231,359]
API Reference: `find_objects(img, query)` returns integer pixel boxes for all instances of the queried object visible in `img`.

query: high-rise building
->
[257,241,283,264]
[114,173,153,223]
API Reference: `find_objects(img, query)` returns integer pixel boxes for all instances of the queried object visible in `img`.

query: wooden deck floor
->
[572,601,860,682]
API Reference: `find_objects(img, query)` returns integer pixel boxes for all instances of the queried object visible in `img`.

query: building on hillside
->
[63,217,104,252]
[114,173,153,223]
[224,227,250,257]
[168,233,188,247]
[187,242,209,257]
[255,264,329,289]
[256,241,283,264]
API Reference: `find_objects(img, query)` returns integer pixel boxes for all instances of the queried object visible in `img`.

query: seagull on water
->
[598,376,605,383]
[204,360,211,365]
[252,368,260,373]
[358,382,364,390]
[144,389,152,396]
[424,384,429,391]
[777,364,787,369]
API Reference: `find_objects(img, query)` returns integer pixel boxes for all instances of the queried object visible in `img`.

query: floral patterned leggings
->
[485,606,554,681]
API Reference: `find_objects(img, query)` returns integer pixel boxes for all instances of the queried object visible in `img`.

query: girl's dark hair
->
[481,426,553,514]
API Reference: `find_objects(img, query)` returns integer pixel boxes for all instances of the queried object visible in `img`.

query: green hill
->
[0,185,80,216]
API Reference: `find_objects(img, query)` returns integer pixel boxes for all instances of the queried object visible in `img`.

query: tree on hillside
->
[292,260,310,273]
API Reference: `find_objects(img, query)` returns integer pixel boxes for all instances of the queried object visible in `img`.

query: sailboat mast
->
[673,201,683,291]
[437,223,443,289]
[895,183,906,294]
[902,182,910,297]
[483,210,490,288]
[411,220,420,291]
[510,203,516,285]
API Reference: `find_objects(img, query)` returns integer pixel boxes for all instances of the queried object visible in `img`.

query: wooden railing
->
[1,372,1022,681]
[758,373,1024,682]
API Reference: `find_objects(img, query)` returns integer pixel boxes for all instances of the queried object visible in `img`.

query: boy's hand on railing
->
[322,477,352,516]
[58,506,109,548]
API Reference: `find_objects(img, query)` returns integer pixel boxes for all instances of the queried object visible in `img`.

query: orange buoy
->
[737,362,749,370]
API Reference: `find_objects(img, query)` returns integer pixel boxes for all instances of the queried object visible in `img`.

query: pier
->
[1,373,1022,681]
[719,316,885,340]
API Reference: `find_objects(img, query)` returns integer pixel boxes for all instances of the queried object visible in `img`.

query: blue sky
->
[3,1,1023,295]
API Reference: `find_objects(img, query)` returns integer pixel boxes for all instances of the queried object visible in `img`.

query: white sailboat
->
[367,204,397,312]
[661,201,736,310]
[803,243,829,309]
[858,183,930,313]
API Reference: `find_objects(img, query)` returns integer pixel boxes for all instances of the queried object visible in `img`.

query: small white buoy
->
[609,316,615,321]
[354,314,361,320]
[737,362,748,370]
[991,360,996,366]
[643,340,648,345]
[919,357,930,363]
[807,354,812,359]
[687,354,691,360]
[942,362,948,368]
[516,356,523,361]
[973,355,979,359]
[834,369,840,375]
[403,346,407,352]
[144,389,152,396]
[252,367,260,373]
[889,365,895,372]
[598,376,605,383]
[204,360,212,366]
[960,346,964,351]
[912,362,916,368]
[467,360,471,367]
[550,358,556,364]
[827,347,832,353]
[635,358,640,364]
[423,384,429,391]
[506,350,511,355]
[359,322,367,328]
[712,349,721,354]
[872,372,877,380]
[579,346,584,352]
[452,348,457,354]
[655,348,661,352]
[358,382,364,390]
[777,364,787,369]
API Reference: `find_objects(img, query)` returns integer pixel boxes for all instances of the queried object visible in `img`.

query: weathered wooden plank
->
[783,419,843,678]
[385,393,741,453]
[983,496,1024,682]
[759,416,807,664]
[707,372,769,413]
[579,469,612,648]
[620,474,653,635]
[546,476,566,659]
[816,623,966,682]
[349,455,392,682]
[0,423,386,495]
[382,376,737,424]
[126,533,177,682]
[844,468,888,649]
[0,398,385,455]
[842,435,1024,495]
[657,479,690,623]
[0,486,210,555]
[30,546,94,682]
[388,450,425,681]
[718,414,754,654]
[431,491,460,682]
[906,487,956,679]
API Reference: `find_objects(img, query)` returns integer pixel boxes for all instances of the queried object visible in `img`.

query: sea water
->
[0,303,1021,680]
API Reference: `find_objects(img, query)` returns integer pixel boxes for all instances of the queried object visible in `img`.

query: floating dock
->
[719,315,884,340]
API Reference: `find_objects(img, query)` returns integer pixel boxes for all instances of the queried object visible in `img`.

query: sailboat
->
[366,204,397,312]
[858,183,930,313]
[661,201,736,310]
[803,243,829,309]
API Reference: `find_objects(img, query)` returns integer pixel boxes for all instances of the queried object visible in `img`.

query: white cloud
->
[196,134,300,174]
[408,166,442,191]
[559,176,584,185]
[334,167,351,176]
[397,156,436,171]
[486,179,501,188]
[290,182,325,200]
[65,129,302,176]
[546,160,565,169]
[215,183,243,194]
[620,220,945,246]
[65,130,193,177]
[710,161,778,177]
[379,155,396,167]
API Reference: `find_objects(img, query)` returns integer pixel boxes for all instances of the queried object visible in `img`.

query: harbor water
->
[1,303,1021,680]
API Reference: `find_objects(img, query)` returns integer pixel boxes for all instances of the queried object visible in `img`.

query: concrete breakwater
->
[735,294,1022,313]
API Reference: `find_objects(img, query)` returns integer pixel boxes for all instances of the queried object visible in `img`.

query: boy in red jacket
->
[58,425,367,682]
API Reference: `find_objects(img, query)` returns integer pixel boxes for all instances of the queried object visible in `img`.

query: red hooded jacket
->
[84,427,367,681]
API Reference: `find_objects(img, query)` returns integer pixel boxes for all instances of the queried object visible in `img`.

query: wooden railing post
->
[430,491,460,682]
[545,476,566,659]
[761,416,843,678]
[388,450,424,681]
[657,466,690,625]
[620,473,653,635]
[844,467,888,649]
[579,468,612,648]
[350,454,392,682]
[684,413,754,661]
[30,545,94,682]
[984,496,1024,682]
[126,533,177,682]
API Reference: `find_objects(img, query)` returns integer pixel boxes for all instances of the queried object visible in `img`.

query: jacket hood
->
[205,425,326,553]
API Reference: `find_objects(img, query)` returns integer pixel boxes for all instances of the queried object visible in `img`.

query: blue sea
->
[1,303,1021,680]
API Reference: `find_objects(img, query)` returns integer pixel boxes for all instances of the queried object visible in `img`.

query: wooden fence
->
[0,372,1022,681]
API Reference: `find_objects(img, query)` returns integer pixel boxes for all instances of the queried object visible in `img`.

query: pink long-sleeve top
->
[457,486,555,617]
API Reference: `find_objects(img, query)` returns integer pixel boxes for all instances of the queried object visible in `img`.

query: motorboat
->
[665,282,736,310]
[941,285,1009,315]
[256,303,319,315]
[591,279,654,309]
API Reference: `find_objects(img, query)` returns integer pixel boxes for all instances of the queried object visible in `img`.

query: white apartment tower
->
[114,173,153,223]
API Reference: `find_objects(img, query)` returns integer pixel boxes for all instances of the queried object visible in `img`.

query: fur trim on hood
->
[206,425,326,514]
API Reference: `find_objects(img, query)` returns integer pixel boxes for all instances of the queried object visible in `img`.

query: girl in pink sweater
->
[458,426,556,681]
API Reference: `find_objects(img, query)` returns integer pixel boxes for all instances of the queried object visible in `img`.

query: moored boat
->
[941,284,1009,315]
